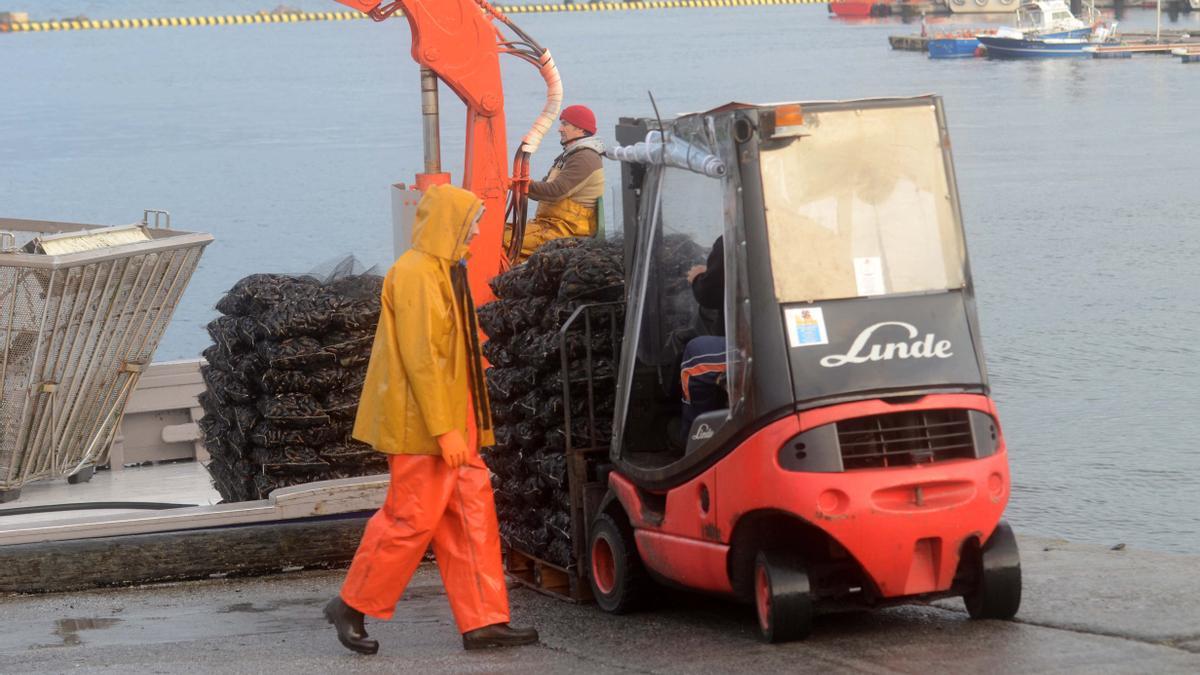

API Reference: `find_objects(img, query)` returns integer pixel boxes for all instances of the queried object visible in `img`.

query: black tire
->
[964,520,1022,620]
[588,512,646,614]
[753,550,813,643]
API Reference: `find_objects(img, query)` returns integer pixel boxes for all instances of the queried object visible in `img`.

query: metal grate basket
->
[0,211,212,496]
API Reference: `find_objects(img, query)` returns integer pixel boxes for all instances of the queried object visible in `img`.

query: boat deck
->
[0,460,220,528]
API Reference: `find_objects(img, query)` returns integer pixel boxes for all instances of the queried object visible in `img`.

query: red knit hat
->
[559,105,597,135]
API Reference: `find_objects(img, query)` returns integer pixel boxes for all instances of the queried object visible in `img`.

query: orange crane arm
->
[333,0,561,304]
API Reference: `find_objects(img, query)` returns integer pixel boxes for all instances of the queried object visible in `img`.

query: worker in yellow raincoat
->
[323,184,538,654]
[504,104,605,261]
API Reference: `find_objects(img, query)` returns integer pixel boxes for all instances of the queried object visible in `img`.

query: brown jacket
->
[529,136,606,209]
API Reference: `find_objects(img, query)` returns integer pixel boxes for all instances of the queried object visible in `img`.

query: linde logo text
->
[819,321,953,368]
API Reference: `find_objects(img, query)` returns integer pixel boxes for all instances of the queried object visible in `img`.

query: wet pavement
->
[1,537,1197,674]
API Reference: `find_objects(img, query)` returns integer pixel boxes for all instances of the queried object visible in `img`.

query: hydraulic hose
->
[472,0,563,264]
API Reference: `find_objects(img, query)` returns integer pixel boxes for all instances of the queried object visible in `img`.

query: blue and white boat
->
[928,35,985,59]
[976,0,1115,58]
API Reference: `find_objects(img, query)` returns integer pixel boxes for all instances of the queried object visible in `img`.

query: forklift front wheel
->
[963,520,1022,620]
[754,550,813,643]
[589,512,646,614]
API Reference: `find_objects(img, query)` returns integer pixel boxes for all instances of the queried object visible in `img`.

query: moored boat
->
[929,36,983,58]
[976,0,1116,58]
[928,29,996,58]
[829,0,896,17]
[977,33,1095,56]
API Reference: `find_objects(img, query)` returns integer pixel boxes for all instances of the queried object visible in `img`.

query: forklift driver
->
[679,235,727,447]
[504,105,606,261]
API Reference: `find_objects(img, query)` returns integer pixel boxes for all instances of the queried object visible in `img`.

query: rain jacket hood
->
[353,184,494,456]
[412,184,484,262]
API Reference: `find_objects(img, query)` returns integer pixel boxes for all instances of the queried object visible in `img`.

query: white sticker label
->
[784,307,829,348]
[853,256,886,297]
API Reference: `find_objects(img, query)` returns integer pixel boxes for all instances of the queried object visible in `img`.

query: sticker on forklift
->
[784,307,829,348]
[853,256,886,296]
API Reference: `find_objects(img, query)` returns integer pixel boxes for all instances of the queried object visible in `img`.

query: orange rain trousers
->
[339,451,510,634]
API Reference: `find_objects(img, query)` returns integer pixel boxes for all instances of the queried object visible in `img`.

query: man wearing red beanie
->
[506,104,605,261]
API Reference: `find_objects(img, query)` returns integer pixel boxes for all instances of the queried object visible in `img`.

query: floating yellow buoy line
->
[0,0,828,33]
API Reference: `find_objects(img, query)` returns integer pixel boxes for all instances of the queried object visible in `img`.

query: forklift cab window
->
[759,104,967,303]
[618,166,727,467]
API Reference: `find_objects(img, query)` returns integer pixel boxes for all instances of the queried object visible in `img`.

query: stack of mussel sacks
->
[197,261,388,502]
[478,238,626,568]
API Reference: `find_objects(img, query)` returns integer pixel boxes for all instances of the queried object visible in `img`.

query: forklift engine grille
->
[837,409,975,470]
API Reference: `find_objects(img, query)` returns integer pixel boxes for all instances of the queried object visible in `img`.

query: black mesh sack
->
[557,244,624,303]
[249,420,344,448]
[489,261,540,300]
[481,447,522,476]
[485,366,539,402]
[479,298,553,339]
[540,358,616,396]
[206,456,257,503]
[527,246,583,296]
[540,394,614,429]
[552,487,571,511]
[319,442,385,470]
[493,423,519,447]
[201,344,234,373]
[197,394,236,433]
[220,273,322,317]
[518,475,543,506]
[253,472,318,500]
[510,391,542,423]
[257,392,330,427]
[205,316,245,355]
[327,274,383,332]
[321,331,375,357]
[201,365,254,404]
[257,294,348,339]
[255,337,336,370]
[536,453,567,490]
[259,367,343,396]
[230,404,259,448]
[543,427,566,453]
[236,315,263,345]
[227,351,267,387]
[481,339,516,369]
[545,538,573,568]
[254,446,331,475]
[546,510,571,540]
[514,420,544,451]
[321,386,363,420]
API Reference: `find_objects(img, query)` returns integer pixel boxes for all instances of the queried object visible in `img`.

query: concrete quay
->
[1,536,1197,674]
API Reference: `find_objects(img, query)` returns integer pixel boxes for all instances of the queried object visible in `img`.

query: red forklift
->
[587,96,1021,642]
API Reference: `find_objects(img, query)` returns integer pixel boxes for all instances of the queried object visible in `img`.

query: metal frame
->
[0,215,212,496]
[557,301,622,572]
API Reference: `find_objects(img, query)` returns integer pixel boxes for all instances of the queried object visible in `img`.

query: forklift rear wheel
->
[963,520,1022,620]
[753,550,813,643]
[589,512,646,614]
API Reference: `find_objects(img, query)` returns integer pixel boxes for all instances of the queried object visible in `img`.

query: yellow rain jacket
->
[353,184,495,455]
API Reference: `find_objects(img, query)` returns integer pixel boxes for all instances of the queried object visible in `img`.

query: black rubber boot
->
[323,596,379,655]
[461,623,540,650]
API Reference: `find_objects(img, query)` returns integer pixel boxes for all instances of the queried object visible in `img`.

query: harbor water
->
[1,4,1198,553]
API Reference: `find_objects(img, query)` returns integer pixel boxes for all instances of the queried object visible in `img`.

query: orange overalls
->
[340,397,509,633]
